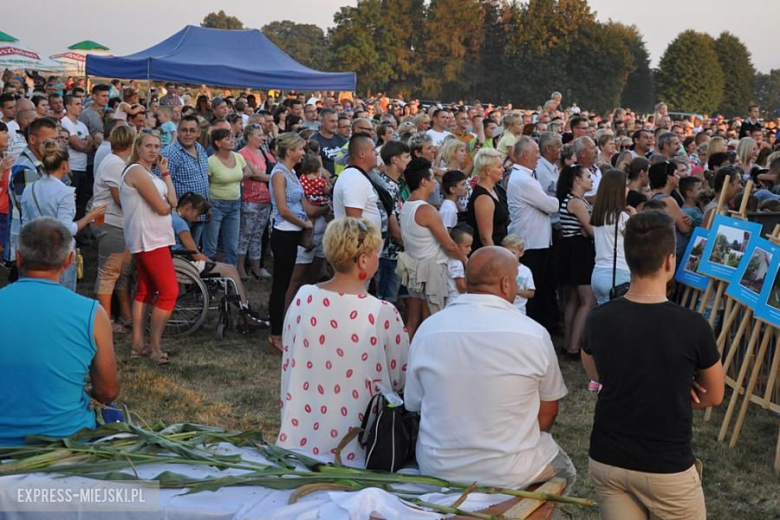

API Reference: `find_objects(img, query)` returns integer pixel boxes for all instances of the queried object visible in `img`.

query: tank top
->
[465,183,510,250]
[120,163,175,254]
[0,279,98,446]
[399,199,448,264]
[560,193,591,237]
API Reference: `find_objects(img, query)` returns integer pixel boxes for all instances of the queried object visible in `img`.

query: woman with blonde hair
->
[121,130,178,364]
[92,124,137,332]
[278,217,409,465]
[705,136,727,165]
[21,140,106,291]
[496,112,522,163]
[596,133,616,167]
[465,147,510,250]
[736,137,758,180]
[440,137,469,173]
[268,132,311,352]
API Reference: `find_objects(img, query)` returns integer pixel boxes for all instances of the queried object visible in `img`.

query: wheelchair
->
[166,251,242,338]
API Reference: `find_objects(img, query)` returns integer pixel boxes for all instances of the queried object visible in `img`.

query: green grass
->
[19,247,780,518]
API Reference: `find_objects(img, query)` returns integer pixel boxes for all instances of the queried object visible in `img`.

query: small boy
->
[439,170,467,229]
[157,106,177,147]
[679,176,703,228]
[501,234,535,315]
[446,224,473,306]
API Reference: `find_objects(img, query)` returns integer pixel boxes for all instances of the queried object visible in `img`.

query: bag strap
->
[357,393,384,447]
[31,182,43,217]
[611,212,619,293]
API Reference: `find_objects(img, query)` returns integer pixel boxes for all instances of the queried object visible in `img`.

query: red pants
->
[134,247,179,311]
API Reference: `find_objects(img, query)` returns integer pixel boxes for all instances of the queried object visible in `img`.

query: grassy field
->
[62,250,780,518]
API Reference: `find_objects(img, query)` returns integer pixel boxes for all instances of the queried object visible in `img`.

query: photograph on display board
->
[697,216,763,282]
[725,238,777,308]
[675,227,712,291]
[754,252,780,328]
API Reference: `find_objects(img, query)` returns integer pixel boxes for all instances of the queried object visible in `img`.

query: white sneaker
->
[257,267,272,279]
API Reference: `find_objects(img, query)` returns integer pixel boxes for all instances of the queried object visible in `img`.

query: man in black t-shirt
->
[311,108,347,176]
[582,211,724,520]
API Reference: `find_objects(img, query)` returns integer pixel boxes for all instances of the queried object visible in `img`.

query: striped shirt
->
[5,148,50,262]
[559,193,591,237]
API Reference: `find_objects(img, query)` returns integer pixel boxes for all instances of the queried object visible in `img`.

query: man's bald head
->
[466,246,519,303]
[15,99,34,114]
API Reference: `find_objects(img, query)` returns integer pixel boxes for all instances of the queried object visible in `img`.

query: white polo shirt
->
[405,293,568,489]
[507,164,559,250]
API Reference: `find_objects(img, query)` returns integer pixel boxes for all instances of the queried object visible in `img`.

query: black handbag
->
[609,213,630,300]
[357,393,419,472]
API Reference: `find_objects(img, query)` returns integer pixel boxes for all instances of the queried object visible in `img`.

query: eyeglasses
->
[179,127,199,133]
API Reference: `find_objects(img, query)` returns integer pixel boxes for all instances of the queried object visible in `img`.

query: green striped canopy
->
[67,40,109,51]
[0,31,19,43]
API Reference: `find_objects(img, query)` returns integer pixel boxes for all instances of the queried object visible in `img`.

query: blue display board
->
[754,248,780,328]
[697,216,763,282]
[675,227,712,291]
[725,238,777,308]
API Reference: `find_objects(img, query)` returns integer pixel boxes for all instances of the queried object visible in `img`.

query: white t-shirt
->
[60,117,90,171]
[333,166,382,233]
[439,199,458,228]
[513,263,536,314]
[426,129,452,147]
[93,153,127,228]
[446,258,465,305]
[405,293,568,489]
[593,211,630,271]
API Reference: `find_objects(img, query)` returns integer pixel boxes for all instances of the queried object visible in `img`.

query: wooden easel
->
[715,227,780,473]
[700,181,754,422]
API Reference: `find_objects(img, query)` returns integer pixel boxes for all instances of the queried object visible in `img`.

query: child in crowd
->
[172,192,269,332]
[680,176,703,229]
[501,234,535,315]
[446,224,473,306]
[696,188,715,214]
[439,170,467,229]
[298,152,331,207]
[157,106,177,147]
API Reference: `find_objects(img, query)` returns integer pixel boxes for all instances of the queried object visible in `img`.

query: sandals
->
[111,321,130,334]
[130,346,150,358]
[149,351,170,365]
[267,336,284,355]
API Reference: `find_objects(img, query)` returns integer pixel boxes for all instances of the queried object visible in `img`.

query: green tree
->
[656,30,724,114]
[261,21,331,70]
[419,0,485,100]
[618,24,655,113]
[753,70,780,118]
[474,0,511,103]
[714,32,756,118]
[375,0,426,97]
[328,1,385,94]
[201,10,244,30]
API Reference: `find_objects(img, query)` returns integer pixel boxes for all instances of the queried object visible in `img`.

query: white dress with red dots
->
[277,285,410,466]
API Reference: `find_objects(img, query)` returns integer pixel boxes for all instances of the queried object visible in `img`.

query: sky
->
[7,0,779,73]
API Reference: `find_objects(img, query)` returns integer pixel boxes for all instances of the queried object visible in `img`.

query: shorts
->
[94,223,132,294]
[295,231,325,264]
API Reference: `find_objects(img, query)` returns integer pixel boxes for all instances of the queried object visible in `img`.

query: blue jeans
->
[591,266,630,305]
[59,255,78,292]
[203,199,240,266]
[376,258,401,303]
[189,220,205,249]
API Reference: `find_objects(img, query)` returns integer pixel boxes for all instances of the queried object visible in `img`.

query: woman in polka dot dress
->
[278,218,409,466]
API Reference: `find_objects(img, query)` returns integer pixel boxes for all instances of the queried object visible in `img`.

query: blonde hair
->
[502,112,520,131]
[129,131,161,163]
[706,136,727,163]
[40,138,69,173]
[440,137,466,166]
[323,218,382,273]
[473,147,502,179]
[502,234,525,251]
[277,132,306,159]
[109,124,136,152]
[736,137,757,167]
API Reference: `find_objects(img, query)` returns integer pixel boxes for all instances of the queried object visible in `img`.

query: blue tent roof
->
[86,25,355,91]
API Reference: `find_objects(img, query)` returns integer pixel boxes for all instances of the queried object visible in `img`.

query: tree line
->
[202,2,767,117]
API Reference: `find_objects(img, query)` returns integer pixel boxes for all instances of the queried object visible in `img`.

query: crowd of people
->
[5,70,778,518]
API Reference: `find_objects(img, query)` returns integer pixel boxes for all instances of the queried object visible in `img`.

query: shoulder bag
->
[609,212,630,300]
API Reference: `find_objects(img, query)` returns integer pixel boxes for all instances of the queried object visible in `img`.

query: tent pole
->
[146,57,151,109]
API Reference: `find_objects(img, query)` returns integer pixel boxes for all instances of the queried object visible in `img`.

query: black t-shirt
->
[583,298,720,473]
[312,132,348,175]
[626,190,647,209]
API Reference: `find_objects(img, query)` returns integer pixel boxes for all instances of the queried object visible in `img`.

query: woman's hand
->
[302,220,313,230]
[158,156,169,173]
[626,205,637,216]
[193,253,210,263]
[0,154,13,172]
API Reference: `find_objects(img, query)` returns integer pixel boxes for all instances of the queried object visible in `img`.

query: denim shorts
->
[592,266,630,305]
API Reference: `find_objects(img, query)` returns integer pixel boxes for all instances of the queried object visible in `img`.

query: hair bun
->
[41,138,60,160]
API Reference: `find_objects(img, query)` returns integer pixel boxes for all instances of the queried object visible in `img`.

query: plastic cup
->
[93,204,106,225]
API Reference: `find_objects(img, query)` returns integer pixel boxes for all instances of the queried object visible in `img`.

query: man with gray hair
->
[657,131,681,161]
[573,136,601,203]
[507,136,560,331]
[0,217,120,446]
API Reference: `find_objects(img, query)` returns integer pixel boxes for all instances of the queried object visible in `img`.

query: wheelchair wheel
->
[165,260,209,338]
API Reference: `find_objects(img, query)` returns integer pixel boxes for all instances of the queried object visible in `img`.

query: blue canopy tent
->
[86,25,355,91]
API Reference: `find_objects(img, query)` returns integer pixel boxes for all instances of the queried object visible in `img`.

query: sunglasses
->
[354,220,368,261]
